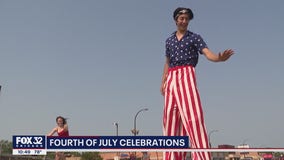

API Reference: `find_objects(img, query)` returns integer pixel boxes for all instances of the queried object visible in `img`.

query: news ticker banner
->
[13,135,189,155]
[13,135,284,156]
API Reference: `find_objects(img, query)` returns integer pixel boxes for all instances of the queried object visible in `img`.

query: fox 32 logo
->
[13,135,45,149]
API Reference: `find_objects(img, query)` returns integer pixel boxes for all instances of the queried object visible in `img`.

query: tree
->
[0,140,12,154]
[274,152,284,158]
[81,152,103,160]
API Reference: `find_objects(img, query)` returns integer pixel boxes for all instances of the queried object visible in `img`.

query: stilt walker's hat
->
[173,7,194,20]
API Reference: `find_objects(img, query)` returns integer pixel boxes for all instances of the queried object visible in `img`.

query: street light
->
[208,130,218,148]
[131,108,148,136]
[113,122,118,136]
[131,108,148,159]
[113,122,119,157]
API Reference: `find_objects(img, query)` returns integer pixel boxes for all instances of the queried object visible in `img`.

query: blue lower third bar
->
[47,136,189,150]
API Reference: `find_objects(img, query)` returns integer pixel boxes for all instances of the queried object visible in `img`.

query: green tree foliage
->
[274,152,284,158]
[81,152,103,160]
[0,140,12,154]
[69,152,81,157]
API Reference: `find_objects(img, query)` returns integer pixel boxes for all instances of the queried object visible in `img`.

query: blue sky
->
[0,0,283,148]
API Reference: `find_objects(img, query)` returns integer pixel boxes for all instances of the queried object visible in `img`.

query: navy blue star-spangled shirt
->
[165,30,208,68]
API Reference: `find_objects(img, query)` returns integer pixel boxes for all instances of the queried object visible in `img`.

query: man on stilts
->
[160,7,234,160]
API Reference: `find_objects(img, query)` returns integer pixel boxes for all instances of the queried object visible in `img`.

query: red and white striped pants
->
[163,65,211,160]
